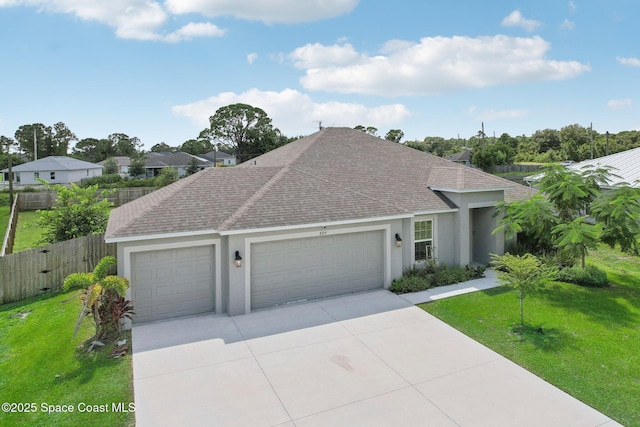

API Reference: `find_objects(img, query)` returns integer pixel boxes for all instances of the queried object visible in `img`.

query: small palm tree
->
[64,256,132,338]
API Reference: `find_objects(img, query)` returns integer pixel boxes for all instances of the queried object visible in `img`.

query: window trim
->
[412,216,436,264]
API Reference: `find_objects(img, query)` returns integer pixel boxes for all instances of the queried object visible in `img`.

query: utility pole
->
[590,123,593,159]
[33,128,37,161]
[6,139,14,206]
[606,131,610,156]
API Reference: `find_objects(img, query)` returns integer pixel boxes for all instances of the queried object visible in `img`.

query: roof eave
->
[429,186,514,193]
[104,228,220,244]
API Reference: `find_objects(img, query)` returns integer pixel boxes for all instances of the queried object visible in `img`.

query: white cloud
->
[569,1,577,13]
[560,19,575,30]
[290,43,364,69]
[164,22,225,43]
[607,99,632,110]
[501,10,541,32]
[165,0,359,24]
[617,57,640,67]
[0,0,349,41]
[171,88,411,136]
[293,36,590,96]
[247,53,259,65]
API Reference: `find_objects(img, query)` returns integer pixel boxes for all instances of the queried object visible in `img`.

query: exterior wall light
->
[395,233,403,247]
[234,251,243,267]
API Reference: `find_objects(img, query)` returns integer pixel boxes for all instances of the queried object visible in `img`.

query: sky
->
[1,0,639,150]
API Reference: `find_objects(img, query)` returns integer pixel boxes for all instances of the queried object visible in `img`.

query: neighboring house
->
[1,156,102,185]
[524,146,640,188]
[97,156,131,176]
[143,152,215,177]
[445,149,473,166]
[201,150,237,166]
[105,128,537,323]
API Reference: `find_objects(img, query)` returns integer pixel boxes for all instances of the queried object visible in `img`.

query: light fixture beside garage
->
[234,251,243,267]
[395,233,403,247]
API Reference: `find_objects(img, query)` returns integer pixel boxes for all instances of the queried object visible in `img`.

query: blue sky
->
[1,1,639,150]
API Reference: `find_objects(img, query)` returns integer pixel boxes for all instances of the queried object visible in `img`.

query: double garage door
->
[251,231,385,310]
[131,246,215,323]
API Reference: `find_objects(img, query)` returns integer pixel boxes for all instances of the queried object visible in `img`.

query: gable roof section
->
[143,152,214,168]
[2,156,101,172]
[106,128,532,240]
[97,156,131,167]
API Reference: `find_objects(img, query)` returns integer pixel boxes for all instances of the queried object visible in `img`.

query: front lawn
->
[0,292,134,426]
[420,246,640,427]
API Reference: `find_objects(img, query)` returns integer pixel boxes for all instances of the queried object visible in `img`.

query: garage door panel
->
[251,231,384,310]
[132,246,215,323]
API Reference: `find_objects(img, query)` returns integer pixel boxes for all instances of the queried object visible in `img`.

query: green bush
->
[79,174,123,187]
[389,275,431,293]
[389,263,486,293]
[556,265,608,287]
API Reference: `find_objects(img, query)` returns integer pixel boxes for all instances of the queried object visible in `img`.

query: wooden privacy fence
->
[1,194,19,257]
[0,233,115,305]
[18,187,155,210]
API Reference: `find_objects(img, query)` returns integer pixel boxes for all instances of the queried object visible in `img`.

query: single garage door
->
[131,246,215,323]
[251,231,384,310]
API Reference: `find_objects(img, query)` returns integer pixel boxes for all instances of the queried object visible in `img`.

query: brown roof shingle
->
[106,128,534,239]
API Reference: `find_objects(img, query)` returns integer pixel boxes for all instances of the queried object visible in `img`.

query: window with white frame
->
[414,220,434,262]
[50,171,55,180]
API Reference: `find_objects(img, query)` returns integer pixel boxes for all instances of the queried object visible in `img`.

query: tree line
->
[3,112,640,173]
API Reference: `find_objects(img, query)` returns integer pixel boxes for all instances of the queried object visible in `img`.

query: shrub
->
[556,265,608,287]
[79,173,123,187]
[389,275,431,293]
[389,263,485,293]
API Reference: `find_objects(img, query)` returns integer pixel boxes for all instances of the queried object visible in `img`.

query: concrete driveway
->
[132,290,621,427]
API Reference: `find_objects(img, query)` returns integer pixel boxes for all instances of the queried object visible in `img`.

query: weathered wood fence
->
[17,187,155,210]
[0,233,115,305]
[1,194,19,257]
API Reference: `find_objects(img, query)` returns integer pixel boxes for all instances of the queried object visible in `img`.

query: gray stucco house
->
[1,156,102,185]
[105,128,536,323]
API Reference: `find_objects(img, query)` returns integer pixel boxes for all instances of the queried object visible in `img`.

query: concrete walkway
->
[132,275,622,427]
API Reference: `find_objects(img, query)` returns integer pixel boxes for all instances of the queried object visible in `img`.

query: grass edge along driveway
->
[420,246,640,427]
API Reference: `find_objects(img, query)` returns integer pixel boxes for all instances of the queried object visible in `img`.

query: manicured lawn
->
[420,246,640,427]
[0,292,134,426]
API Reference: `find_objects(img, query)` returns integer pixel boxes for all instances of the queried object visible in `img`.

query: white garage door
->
[251,231,384,310]
[131,246,215,323]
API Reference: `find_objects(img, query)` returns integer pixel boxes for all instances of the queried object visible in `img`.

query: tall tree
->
[72,138,113,163]
[51,122,77,156]
[385,129,404,143]
[150,142,177,153]
[591,186,640,255]
[180,138,212,155]
[128,154,146,177]
[207,103,280,163]
[109,133,141,157]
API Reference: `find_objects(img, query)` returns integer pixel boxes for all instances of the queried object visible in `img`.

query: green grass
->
[420,246,640,427]
[12,210,46,252]
[0,291,134,427]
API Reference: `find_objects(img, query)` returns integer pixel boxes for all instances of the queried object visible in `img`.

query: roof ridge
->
[218,133,321,230]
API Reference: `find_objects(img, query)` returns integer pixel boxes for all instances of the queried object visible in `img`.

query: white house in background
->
[1,156,102,185]
[106,127,537,324]
[201,150,237,166]
[97,156,131,176]
[524,146,640,188]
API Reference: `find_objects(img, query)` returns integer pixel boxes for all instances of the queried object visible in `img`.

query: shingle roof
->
[97,156,131,167]
[143,152,214,168]
[106,128,534,239]
[1,156,102,172]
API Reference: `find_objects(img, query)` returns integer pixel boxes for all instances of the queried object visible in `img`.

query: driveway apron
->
[132,290,621,427]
